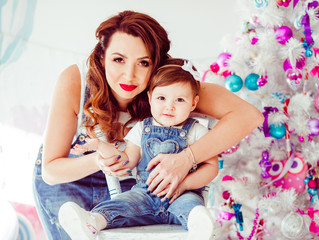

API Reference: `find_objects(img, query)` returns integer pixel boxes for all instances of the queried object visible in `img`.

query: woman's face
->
[104,32,152,110]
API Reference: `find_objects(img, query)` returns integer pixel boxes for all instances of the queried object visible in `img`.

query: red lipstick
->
[120,84,137,91]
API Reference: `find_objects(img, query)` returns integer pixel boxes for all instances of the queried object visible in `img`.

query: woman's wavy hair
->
[84,10,170,142]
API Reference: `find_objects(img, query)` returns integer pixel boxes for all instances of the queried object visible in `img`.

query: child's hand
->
[70,138,99,155]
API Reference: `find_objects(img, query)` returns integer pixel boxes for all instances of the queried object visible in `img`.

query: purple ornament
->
[314,93,319,113]
[275,26,293,45]
[216,52,232,67]
[308,118,319,136]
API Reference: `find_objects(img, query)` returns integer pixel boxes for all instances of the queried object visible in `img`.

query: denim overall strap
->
[143,117,153,126]
[181,118,197,135]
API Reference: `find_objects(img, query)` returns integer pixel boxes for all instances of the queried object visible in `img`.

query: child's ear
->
[191,95,199,111]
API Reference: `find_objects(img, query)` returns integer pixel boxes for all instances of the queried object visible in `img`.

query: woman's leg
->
[32,146,136,240]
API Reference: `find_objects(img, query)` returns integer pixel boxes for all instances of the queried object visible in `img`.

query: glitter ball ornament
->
[269,123,286,139]
[313,93,319,112]
[308,118,319,136]
[275,26,293,44]
[225,74,243,92]
[281,212,304,238]
[245,73,260,90]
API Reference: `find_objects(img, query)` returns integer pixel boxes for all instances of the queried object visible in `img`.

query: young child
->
[58,58,219,239]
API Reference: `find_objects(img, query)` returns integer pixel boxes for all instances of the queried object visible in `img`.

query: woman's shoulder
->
[55,64,82,114]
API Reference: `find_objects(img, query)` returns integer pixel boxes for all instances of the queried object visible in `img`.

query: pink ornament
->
[286,68,302,90]
[257,75,268,86]
[216,52,232,67]
[222,191,230,200]
[275,26,293,45]
[283,58,305,71]
[298,136,305,142]
[210,62,220,73]
[269,152,307,193]
[313,93,319,112]
[308,179,317,189]
[308,118,319,136]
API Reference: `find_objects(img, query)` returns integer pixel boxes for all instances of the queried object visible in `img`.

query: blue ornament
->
[225,74,243,92]
[269,123,286,139]
[254,0,268,8]
[244,73,259,91]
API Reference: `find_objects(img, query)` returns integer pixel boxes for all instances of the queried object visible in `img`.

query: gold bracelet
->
[184,146,197,172]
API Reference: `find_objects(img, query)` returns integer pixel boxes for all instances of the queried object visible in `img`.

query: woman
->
[32,10,264,240]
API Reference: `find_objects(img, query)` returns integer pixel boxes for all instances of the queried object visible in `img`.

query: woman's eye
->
[139,60,150,67]
[114,58,124,63]
[157,96,165,101]
[177,98,185,102]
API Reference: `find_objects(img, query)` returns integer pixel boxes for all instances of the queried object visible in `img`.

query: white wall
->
[0,0,241,204]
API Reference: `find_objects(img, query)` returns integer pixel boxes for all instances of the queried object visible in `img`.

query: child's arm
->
[71,138,141,175]
[159,155,219,204]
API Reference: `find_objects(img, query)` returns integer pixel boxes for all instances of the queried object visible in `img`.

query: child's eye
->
[114,58,124,63]
[139,60,150,67]
[177,98,185,102]
[157,96,165,101]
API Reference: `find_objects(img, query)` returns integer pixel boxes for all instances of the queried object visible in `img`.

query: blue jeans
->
[32,144,136,240]
[92,183,204,230]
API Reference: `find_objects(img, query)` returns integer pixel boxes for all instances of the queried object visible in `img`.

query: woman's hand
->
[157,182,187,204]
[145,151,192,200]
[96,153,132,177]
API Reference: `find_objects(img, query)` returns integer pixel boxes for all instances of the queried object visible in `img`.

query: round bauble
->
[275,26,293,44]
[225,74,243,92]
[245,73,259,90]
[216,52,232,67]
[269,123,286,139]
[281,212,304,238]
[308,118,319,136]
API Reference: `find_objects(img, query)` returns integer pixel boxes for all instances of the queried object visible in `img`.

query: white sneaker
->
[58,202,99,240]
[187,205,220,240]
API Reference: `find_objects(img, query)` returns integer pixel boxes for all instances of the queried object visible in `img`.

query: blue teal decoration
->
[244,73,259,91]
[269,123,287,139]
[0,0,37,72]
[225,74,243,92]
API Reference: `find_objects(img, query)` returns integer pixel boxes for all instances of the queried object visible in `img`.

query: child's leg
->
[91,186,166,229]
[167,190,205,230]
[58,201,106,240]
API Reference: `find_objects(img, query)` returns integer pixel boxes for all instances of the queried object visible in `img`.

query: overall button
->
[39,147,43,153]
[79,135,86,142]
[144,127,151,133]
[36,159,42,165]
[180,131,186,137]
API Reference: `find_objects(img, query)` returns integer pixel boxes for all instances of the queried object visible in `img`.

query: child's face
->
[148,82,199,127]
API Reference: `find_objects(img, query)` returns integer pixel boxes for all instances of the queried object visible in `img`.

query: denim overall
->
[91,117,204,230]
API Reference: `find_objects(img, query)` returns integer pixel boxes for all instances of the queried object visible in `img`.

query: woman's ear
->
[191,95,199,111]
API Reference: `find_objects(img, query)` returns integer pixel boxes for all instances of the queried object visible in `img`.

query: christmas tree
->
[199,0,319,239]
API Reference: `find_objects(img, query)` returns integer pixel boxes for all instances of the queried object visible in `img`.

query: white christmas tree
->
[199,0,319,239]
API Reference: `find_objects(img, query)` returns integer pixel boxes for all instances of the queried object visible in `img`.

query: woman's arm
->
[146,82,264,197]
[42,65,120,185]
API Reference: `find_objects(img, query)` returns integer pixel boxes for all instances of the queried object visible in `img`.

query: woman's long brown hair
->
[84,11,170,142]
